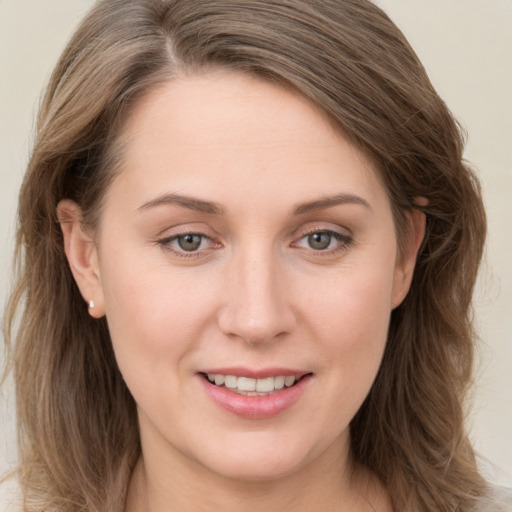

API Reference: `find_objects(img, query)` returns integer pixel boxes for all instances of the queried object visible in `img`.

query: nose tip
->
[224,313,290,345]
[217,259,296,345]
[218,292,295,345]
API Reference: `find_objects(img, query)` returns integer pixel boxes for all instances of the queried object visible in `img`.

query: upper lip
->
[199,367,311,379]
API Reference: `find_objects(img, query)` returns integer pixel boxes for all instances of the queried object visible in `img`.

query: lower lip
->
[199,375,312,419]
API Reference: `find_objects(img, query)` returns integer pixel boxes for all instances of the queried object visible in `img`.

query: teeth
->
[237,377,256,391]
[256,377,274,392]
[205,373,299,394]
[224,375,238,389]
[285,376,296,387]
[274,376,285,389]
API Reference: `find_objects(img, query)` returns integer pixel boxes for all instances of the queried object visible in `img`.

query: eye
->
[293,229,352,253]
[306,232,334,251]
[175,233,204,252]
[157,232,218,256]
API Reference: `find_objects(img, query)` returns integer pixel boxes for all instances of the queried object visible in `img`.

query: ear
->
[391,206,426,309]
[57,200,105,318]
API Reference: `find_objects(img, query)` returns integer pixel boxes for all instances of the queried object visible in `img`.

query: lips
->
[198,369,312,419]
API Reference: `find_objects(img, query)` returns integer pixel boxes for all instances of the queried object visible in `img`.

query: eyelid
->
[291,226,353,254]
[154,223,353,259]
[155,229,222,258]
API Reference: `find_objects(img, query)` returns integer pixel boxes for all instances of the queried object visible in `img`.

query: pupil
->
[308,232,331,250]
[178,234,202,251]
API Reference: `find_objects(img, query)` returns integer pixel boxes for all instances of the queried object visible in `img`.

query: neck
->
[124,438,391,512]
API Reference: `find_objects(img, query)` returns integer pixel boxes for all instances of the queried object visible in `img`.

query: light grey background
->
[1,0,511,498]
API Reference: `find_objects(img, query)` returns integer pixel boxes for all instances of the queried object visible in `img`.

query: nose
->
[217,248,296,345]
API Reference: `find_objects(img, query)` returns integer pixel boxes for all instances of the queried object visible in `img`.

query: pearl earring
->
[89,300,95,309]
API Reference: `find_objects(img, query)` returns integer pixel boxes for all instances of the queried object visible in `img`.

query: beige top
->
[0,475,19,512]
[1,479,511,511]
[477,486,512,511]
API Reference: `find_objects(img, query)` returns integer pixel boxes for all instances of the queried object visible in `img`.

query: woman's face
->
[82,72,418,482]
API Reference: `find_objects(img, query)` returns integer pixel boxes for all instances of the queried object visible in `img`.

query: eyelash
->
[156,232,219,259]
[292,228,353,255]
[156,228,353,259]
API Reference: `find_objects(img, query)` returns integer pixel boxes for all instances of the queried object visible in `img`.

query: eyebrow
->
[138,193,225,215]
[137,192,370,216]
[292,193,371,215]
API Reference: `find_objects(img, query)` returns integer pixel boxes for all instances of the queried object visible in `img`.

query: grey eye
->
[307,232,332,250]
[177,234,203,251]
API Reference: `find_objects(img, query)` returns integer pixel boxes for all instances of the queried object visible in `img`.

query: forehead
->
[109,71,387,214]
[122,71,341,149]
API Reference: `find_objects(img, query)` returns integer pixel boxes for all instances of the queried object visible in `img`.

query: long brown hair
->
[4,1,487,510]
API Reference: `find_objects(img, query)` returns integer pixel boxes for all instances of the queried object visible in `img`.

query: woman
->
[2,0,510,510]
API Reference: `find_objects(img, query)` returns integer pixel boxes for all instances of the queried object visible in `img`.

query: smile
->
[204,373,299,395]
[199,370,312,419]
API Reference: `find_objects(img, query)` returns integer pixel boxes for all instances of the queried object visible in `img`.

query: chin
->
[202,455,306,483]
[188,430,327,483]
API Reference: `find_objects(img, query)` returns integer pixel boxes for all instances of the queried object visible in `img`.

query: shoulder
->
[0,474,21,512]
[476,485,512,512]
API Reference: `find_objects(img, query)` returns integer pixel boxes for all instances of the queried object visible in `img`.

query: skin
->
[59,71,424,512]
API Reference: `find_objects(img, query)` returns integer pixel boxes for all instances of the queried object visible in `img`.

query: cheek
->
[308,259,396,390]
[99,258,222,428]
[311,258,395,338]
[98,248,218,385]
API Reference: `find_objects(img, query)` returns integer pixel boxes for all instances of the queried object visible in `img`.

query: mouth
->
[198,370,313,419]
[200,372,309,396]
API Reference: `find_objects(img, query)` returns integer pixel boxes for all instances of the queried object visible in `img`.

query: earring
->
[89,300,95,309]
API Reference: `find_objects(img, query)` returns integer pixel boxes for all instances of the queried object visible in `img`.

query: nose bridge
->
[218,242,295,344]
